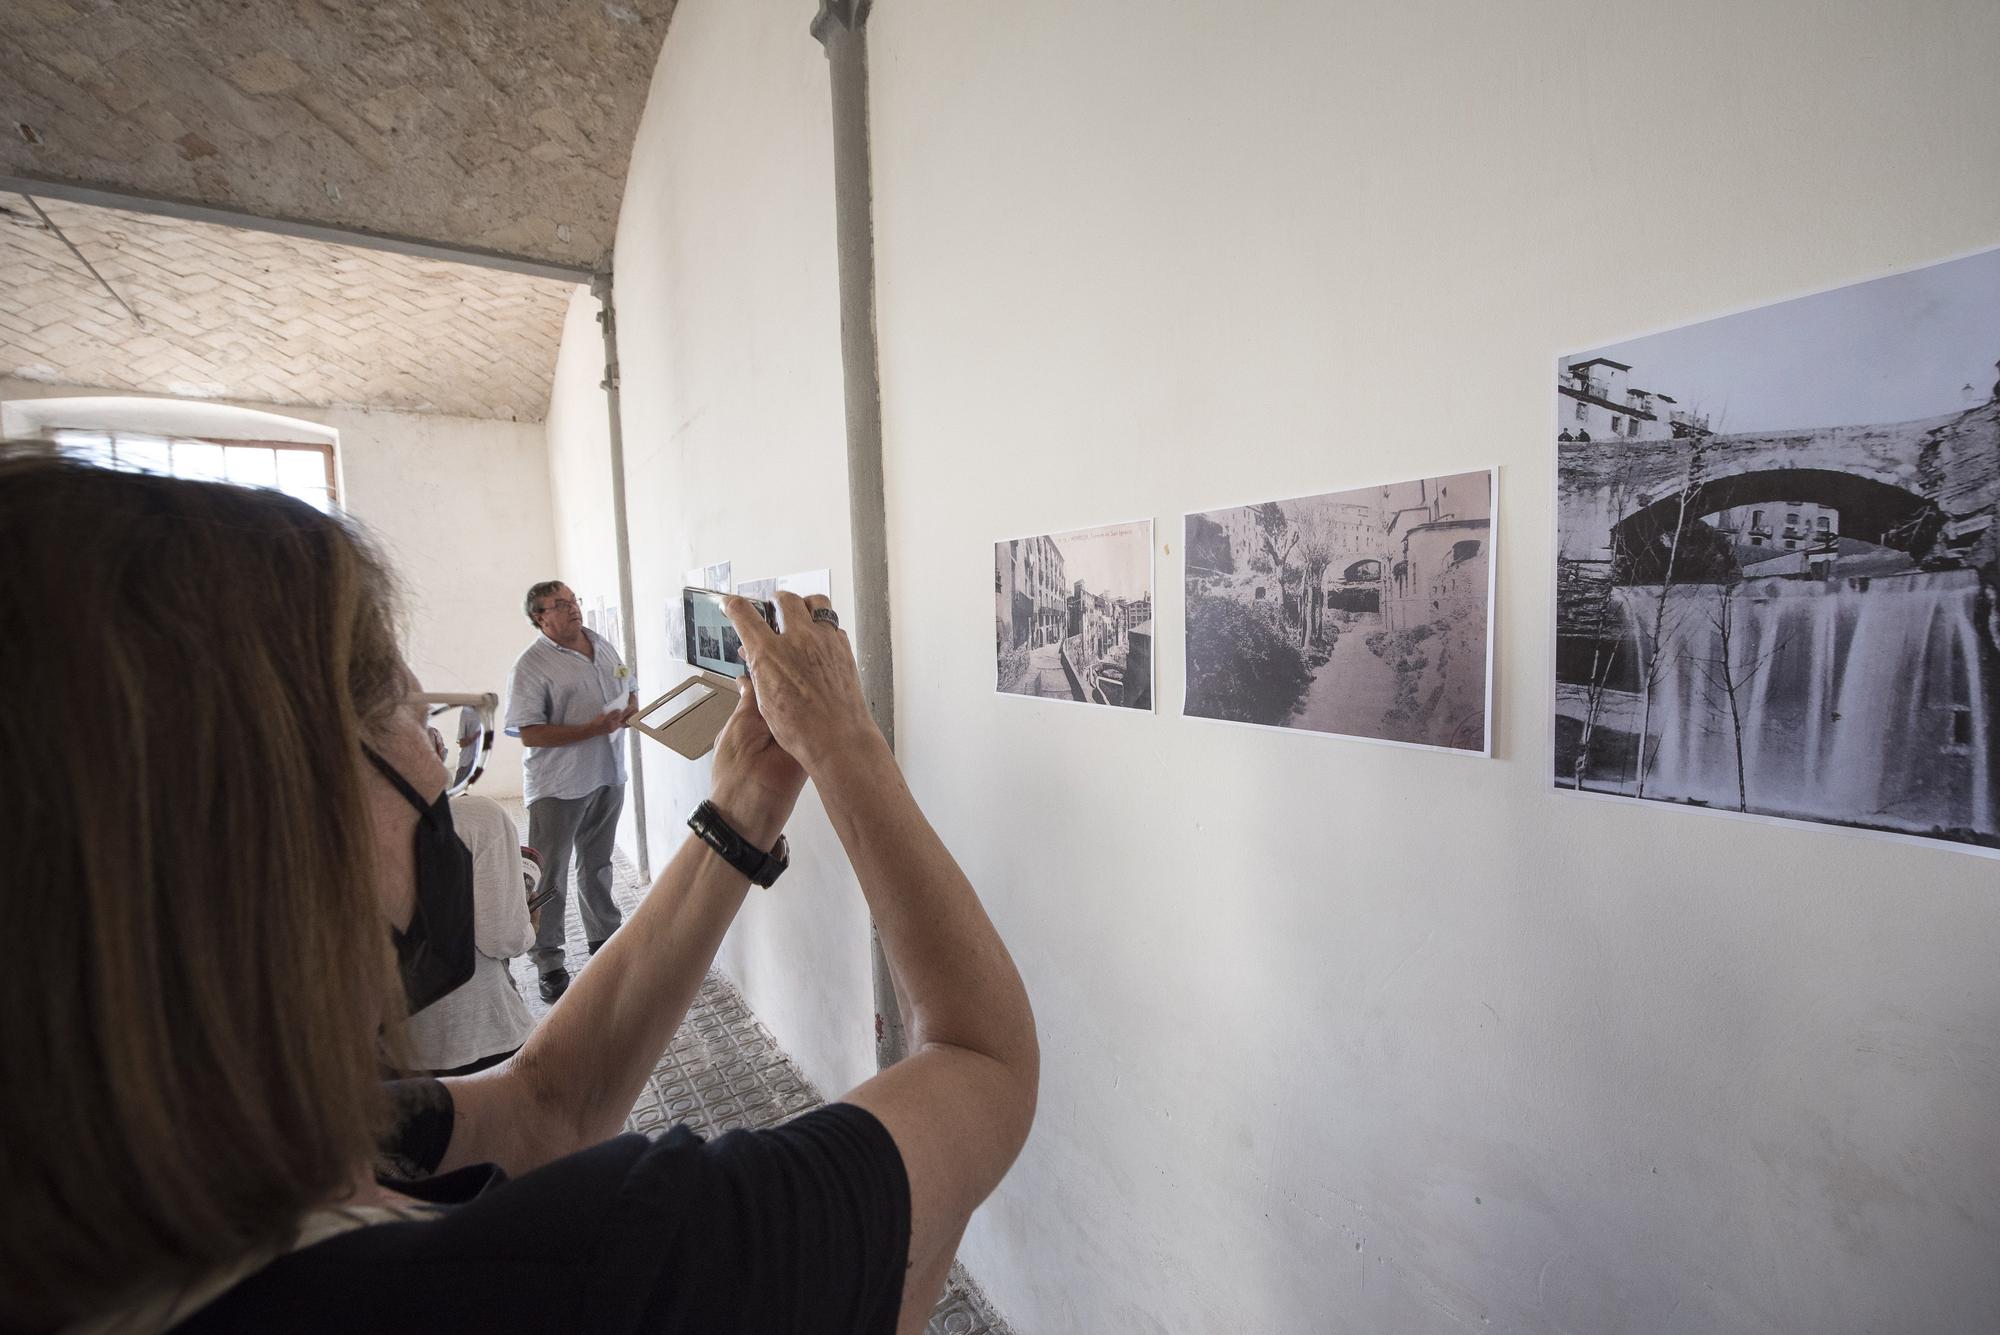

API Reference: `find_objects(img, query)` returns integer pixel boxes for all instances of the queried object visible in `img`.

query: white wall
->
[337,406,557,801]
[1,379,557,798]
[544,0,877,1097]
[865,2,2000,1333]
[544,291,619,614]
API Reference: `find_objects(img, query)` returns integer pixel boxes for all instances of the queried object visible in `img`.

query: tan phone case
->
[630,672,739,759]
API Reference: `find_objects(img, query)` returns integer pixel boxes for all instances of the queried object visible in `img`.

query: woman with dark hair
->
[0,451,1037,1334]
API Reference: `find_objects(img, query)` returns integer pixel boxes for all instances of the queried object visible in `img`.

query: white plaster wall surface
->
[579,0,876,1099]
[335,408,556,802]
[545,291,620,612]
[1,379,556,799]
[867,2,2000,1332]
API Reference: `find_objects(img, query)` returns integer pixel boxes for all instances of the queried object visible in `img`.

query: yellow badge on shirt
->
[615,665,629,679]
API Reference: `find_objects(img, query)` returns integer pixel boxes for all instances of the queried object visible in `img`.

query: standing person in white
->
[401,727,539,1074]
[504,580,637,1002]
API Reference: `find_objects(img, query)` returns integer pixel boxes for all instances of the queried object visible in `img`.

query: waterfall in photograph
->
[1615,571,1994,837]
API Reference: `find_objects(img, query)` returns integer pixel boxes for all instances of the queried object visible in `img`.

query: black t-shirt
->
[177,1085,911,1334]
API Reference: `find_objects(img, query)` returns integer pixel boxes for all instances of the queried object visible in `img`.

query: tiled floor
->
[504,804,1012,1335]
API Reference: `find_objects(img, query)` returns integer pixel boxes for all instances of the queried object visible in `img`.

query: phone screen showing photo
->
[683,587,767,678]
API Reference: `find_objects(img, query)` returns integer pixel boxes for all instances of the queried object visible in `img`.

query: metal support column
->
[812,0,906,1069]
[593,272,652,883]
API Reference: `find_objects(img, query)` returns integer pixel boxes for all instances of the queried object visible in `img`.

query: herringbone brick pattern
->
[0,0,675,268]
[0,197,575,419]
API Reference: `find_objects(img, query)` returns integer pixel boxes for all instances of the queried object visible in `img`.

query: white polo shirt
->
[504,628,635,805]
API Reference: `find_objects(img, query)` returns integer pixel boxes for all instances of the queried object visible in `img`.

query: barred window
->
[49,429,338,513]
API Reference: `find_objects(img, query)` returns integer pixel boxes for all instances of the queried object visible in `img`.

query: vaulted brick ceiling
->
[0,2,679,420]
[0,0,677,268]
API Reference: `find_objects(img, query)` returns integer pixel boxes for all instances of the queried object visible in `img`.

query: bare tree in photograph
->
[1566,565,1624,792]
[1292,506,1342,652]
[1711,579,1749,812]
[1254,502,1301,630]
[1562,443,1661,793]
[1632,445,1709,799]
[1697,575,1789,814]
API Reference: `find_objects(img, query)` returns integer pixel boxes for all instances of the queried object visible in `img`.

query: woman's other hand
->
[721,592,883,779]
[708,670,807,849]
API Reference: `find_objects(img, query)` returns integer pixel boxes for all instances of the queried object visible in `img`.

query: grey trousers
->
[526,783,626,974]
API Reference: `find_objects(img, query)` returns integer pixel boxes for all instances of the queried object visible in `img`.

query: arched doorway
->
[1325,556,1384,615]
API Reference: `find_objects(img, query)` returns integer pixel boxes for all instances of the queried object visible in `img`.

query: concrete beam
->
[1,174,598,285]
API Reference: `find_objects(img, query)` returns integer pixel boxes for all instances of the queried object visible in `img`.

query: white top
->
[503,628,635,804]
[401,794,536,1071]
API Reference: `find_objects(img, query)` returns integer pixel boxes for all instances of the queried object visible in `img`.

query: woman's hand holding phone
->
[719,592,883,780]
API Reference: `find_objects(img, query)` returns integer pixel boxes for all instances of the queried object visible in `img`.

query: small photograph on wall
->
[664,597,684,672]
[1184,472,1495,752]
[737,570,833,627]
[1554,245,2000,855]
[995,521,1154,711]
[776,568,832,600]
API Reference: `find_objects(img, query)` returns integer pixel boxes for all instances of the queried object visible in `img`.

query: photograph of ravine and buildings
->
[1555,247,2000,853]
[1184,470,1493,751]
[995,521,1154,711]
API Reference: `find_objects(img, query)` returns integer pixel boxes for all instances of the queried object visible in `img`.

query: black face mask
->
[363,745,477,1013]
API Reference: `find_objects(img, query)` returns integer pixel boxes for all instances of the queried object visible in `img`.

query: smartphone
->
[682,586,774,678]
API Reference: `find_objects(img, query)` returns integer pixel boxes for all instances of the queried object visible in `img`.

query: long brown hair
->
[0,450,409,1330]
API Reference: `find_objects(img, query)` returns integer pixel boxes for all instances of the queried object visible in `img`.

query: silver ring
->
[810,608,841,628]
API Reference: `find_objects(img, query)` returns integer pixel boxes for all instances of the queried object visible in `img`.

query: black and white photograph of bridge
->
[1555,247,2000,853]
[995,521,1154,711]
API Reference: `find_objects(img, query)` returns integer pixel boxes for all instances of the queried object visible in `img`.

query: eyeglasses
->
[412,691,498,795]
[537,598,580,613]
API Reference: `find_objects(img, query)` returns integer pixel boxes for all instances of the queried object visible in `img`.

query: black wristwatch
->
[687,800,790,888]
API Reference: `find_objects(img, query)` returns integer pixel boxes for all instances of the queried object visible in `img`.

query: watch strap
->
[688,799,789,887]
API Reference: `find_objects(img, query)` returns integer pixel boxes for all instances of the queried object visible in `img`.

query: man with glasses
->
[504,581,637,1002]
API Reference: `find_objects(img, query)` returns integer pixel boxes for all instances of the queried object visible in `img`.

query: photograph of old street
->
[995,521,1154,711]
[1184,471,1493,751]
[1554,247,2000,853]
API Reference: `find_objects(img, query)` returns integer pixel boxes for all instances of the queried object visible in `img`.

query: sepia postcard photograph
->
[995,520,1155,711]
[1185,471,1494,752]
